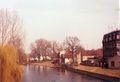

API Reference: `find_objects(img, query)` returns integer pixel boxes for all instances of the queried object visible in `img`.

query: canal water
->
[22,65,108,82]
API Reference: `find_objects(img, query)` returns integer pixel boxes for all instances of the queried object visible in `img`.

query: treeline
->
[30,37,103,63]
[29,36,83,63]
[30,39,63,61]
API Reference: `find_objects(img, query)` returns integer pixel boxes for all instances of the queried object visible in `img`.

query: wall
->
[108,56,120,69]
[82,56,94,61]
[65,58,72,64]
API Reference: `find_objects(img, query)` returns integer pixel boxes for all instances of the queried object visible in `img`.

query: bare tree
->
[38,39,51,61]
[0,9,23,46]
[0,9,26,64]
[30,39,51,61]
[30,43,37,61]
[35,39,43,61]
[64,36,82,63]
[30,39,63,61]
[50,41,63,59]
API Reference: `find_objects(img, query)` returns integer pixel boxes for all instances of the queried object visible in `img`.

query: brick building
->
[102,30,120,68]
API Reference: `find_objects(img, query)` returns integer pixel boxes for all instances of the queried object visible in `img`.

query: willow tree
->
[0,44,23,82]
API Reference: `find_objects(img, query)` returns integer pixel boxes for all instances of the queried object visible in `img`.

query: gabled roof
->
[62,51,79,58]
[81,49,103,57]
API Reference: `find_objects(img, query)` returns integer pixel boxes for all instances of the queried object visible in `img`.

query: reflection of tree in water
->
[56,68,65,73]
[43,66,48,76]
[33,65,36,71]
[28,65,31,70]
[64,70,74,79]
[37,66,41,75]
[38,66,40,71]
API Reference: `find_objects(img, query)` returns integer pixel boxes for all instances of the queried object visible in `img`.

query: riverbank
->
[30,61,57,68]
[72,65,120,78]
[66,65,120,81]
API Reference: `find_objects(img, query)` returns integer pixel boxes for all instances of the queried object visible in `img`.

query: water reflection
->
[22,65,107,82]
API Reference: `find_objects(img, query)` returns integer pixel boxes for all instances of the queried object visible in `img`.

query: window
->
[113,36,115,39]
[117,43,120,49]
[117,35,119,39]
[119,62,120,67]
[109,37,112,41]
[113,34,115,40]
[117,51,120,56]
[111,61,115,67]
[106,38,108,42]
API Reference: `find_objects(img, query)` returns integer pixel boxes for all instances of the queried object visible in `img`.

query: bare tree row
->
[30,36,83,63]
[30,39,63,61]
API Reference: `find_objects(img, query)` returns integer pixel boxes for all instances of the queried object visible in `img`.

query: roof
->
[104,30,120,36]
[63,51,79,58]
[81,49,103,57]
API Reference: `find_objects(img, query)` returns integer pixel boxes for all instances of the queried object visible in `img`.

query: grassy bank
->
[72,65,120,78]
[30,61,55,67]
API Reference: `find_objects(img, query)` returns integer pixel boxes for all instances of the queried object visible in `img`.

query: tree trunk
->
[38,56,40,62]
[45,54,47,61]
[72,51,74,63]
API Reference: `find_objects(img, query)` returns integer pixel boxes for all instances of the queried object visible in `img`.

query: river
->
[22,65,107,82]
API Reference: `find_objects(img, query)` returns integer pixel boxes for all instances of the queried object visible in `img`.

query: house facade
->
[59,50,81,64]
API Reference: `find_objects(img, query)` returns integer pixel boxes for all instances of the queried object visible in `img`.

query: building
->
[59,49,102,66]
[81,51,95,66]
[102,30,120,68]
[80,50,102,66]
[59,50,81,64]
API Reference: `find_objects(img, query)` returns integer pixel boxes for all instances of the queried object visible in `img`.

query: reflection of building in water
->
[102,30,120,68]
[29,56,51,62]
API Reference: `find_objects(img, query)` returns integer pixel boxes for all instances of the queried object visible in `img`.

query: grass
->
[72,65,120,78]
[31,61,55,67]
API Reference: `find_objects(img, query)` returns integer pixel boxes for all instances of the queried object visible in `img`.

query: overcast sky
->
[0,0,119,53]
